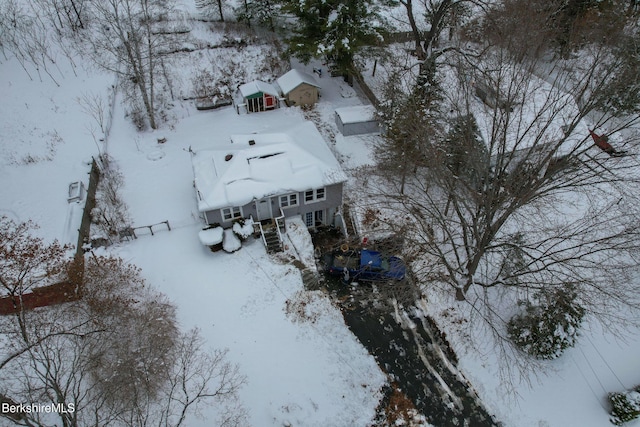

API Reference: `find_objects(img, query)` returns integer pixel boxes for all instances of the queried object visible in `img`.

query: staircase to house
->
[252,214,286,254]
[263,227,283,253]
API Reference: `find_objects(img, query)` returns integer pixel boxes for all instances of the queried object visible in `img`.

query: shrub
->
[508,285,585,359]
[609,386,640,425]
[91,156,131,243]
[232,218,253,241]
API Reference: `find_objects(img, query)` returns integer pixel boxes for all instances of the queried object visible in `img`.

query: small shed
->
[276,69,321,107]
[334,105,379,136]
[238,80,279,113]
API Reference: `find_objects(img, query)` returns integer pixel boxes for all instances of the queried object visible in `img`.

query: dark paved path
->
[324,278,500,427]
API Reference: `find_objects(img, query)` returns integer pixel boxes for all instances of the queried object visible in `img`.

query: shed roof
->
[276,69,321,95]
[238,80,279,99]
[192,121,347,212]
[335,105,377,124]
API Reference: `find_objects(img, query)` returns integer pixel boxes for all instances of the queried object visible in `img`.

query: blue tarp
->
[360,250,382,269]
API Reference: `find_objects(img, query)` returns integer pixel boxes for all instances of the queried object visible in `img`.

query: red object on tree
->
[589,129,615,154]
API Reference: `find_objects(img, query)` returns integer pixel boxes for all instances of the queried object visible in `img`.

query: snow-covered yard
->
[109,222,384,426]
[0,58,113,245]
[99,80,386,425]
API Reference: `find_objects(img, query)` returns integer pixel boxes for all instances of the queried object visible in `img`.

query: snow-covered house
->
[238,80,280,113]
[276,69,321,107]
[335,105,380,136]
[191,121,347,234]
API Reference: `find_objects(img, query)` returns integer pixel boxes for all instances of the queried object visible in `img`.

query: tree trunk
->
[217,0,224,22]
[402,0,426,60]
[243,0,250,26]
[70,0,84,29]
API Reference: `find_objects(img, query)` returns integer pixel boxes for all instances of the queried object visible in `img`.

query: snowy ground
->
[0,57,113,245]
[110,223,384,426]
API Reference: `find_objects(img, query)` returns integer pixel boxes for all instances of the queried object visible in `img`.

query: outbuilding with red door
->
[238,80,280,113]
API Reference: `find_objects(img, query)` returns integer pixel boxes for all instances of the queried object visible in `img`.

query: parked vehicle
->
[323,248,406,282]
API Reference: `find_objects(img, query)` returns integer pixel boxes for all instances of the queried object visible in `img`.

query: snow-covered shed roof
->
[238,80,279,99]
[192,121,347,212]
[335,105,377,124]
[276,69,321,95]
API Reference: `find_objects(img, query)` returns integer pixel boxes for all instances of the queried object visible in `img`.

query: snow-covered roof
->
[335,105,377,124]
[276,69,321,95]
[238,80,279,98]
[192,121,347,212]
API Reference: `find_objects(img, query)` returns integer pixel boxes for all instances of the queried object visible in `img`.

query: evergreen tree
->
[508,285,585,359]
[441,114,489,190]
[236,0,280,31]
[282,0,384,75]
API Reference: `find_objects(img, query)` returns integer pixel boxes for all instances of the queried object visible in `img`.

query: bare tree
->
[30,0,89,33]
[0,219,246,427]
[0,0,65,85]
[76,91,108,134]
[195,0,226,22]
[371,20,640,378]
[82,0,175,129]
[397,0,480,88]
[116,328,248,427]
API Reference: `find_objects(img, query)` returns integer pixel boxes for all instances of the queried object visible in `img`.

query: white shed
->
[334,105,379,136]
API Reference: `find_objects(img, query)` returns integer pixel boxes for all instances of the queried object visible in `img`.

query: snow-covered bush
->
[609,386,640,425]
[508,285,585,359]
[223,229,241,253]
[232,218,253,241]
[191,66,231,100]
[199,226,223,252]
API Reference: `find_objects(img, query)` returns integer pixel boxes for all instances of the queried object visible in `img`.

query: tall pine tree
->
[236,0,280,30]
[282,0,384,74]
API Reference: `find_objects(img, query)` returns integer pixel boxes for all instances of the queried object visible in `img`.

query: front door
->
[255,199,272,221]
[265,95,275,109]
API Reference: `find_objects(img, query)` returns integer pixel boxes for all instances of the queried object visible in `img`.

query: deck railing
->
[274,209,286,243]
[251,216,268,247]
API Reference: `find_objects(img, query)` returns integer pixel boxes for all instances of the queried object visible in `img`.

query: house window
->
[304,188,326,204]
[221,206,243,222]
[304,212,313,227]
[279,193,298,208]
